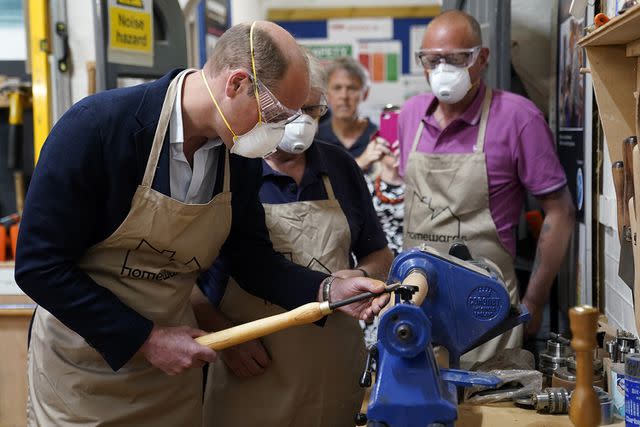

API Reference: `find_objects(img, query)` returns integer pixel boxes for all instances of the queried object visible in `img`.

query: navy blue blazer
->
[15,69,328,371]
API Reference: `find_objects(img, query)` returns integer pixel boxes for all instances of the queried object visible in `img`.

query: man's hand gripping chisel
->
[195,283,415,351]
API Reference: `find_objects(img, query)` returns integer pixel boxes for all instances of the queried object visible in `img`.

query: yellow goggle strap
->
[249,21,262,124]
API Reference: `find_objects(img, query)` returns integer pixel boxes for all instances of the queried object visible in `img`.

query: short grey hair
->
[326,56,370,90]
[204,23,288,90]
[301,47,327,95]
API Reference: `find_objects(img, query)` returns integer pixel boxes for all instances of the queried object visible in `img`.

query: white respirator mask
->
[278,114,318,154]
[428,63,473,104]
[229,122,286,158]
[200,22,301,159]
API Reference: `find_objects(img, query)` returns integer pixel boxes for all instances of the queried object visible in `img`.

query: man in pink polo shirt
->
[399,10,575,362]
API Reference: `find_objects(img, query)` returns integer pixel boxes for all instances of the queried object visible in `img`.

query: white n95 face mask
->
[200,70,287,159]
[278,114,318,154]
[230,122,286,158]
[428,63,472,104]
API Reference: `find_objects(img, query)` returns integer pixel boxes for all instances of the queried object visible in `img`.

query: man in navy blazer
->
[15,20,387,391]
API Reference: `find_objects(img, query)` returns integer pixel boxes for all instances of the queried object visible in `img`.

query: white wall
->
[511,0,554,115]
[67,1,96,103]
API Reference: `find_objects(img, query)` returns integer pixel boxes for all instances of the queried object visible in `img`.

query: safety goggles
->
[414,46,481,70]
[246,22,301,125]
[301,95,329,120]
[247,74,302,125]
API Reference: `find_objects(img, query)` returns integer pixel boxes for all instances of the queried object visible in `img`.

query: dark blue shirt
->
[199,141,388,305]
[316,119,378,158]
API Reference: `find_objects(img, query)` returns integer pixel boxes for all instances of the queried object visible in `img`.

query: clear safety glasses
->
[414,46,482,70]
[247,21,301,125]
[249,75,302,125]
[301,95,329,120]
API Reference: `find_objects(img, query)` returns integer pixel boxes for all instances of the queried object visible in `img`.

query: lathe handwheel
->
[377,304,430,358]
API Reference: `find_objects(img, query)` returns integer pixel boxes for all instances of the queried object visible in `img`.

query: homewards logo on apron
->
[120,239,202,280]
[406,190,468,244]
[278,251,332,274]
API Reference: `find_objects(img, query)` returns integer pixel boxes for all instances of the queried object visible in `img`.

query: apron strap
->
[410,86,493,155]
[474,87,493,153]
[142,69,193,188]
[322,175,336,200]
[222,148,230,193]
[410,121,425,154]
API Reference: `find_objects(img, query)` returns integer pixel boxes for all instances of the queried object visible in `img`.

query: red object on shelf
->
[594,13,610,28]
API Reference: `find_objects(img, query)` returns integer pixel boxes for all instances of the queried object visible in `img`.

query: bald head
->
[422,10,482,50]
[205,21,309,109]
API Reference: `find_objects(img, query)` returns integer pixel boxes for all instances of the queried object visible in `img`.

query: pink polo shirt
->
[398,83,567,257]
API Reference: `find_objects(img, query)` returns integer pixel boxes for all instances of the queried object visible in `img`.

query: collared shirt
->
[199,140,388,305]
[316,119,378,158]
[398,82,567,256]
[169,75,222,203]
[259,142,386,261]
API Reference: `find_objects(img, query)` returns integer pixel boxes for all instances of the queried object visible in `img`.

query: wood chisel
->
[195,282,415,351]
[619,137,637,288]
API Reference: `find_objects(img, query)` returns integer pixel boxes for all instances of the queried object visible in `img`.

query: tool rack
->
[578,4,640,333]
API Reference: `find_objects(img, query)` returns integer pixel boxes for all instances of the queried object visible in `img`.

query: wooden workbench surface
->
[458,403,622,427]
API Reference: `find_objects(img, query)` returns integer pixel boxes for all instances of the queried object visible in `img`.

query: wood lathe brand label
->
[467,286,502,321]
[107,0,153,67]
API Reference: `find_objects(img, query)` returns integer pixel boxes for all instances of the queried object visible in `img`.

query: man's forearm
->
[191,286,234,332]
[357,247,394,281]
[524,199,575,307]
[355,154,372,171]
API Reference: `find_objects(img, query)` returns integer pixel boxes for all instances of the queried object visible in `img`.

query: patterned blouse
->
[366,175,405,256]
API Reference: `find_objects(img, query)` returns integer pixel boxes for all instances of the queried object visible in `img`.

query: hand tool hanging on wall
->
[630,145,640,335]
[617,137,637,288]
[1,81,32,215]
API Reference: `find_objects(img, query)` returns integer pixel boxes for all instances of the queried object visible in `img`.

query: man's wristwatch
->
[322,275,336,303]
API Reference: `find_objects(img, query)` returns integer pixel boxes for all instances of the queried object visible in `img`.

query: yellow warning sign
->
[117,0,144,7]
[109,6,151,53]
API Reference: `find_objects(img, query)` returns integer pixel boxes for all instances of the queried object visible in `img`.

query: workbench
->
[458,403,623,426]
[0,261,34,427]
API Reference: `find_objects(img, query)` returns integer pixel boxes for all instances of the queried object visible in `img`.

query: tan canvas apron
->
[27,69,232,427]
[204,175,366,427]
[403,87,522,364]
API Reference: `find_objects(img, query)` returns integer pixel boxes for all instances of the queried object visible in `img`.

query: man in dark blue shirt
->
[193,53,392,424]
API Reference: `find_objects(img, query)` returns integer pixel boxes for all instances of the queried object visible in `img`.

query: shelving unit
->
[578,4,640,163]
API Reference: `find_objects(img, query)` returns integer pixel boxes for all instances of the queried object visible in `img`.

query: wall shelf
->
[579,4,640,163]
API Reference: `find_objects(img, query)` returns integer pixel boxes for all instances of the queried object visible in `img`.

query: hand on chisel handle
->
[196,279,391,352]
[324,277,389,321]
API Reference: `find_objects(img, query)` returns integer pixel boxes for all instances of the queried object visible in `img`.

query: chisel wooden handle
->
[624,136,638,239]
[613,161,625,242]
[632,145,640,333]
[195,301,332,350]
[568,305,600,427]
